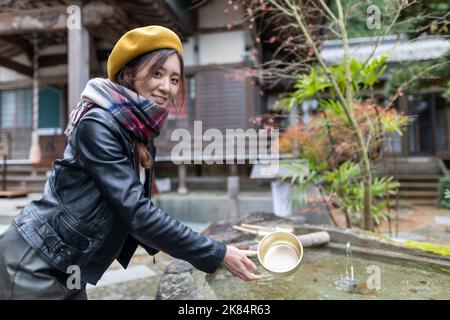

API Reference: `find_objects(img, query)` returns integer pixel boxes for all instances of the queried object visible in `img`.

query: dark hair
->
[115,49,186,168]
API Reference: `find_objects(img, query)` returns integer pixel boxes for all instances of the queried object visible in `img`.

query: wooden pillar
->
[227,176,240,223]
[29,34,41,163]
[68,25,90,114]
[398,95,409,157]
[177,164,188,194]
[289,103,299,155]
[229,163,238,176]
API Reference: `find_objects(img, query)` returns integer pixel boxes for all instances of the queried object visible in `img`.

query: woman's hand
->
[222,245,262,281]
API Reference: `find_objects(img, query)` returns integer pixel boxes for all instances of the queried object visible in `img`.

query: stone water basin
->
[204,247,450,300]
[156,213,450,300]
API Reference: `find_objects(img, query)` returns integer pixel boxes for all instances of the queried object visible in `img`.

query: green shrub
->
[438,176,450,208]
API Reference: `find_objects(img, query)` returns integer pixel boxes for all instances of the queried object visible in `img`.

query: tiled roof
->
[320,35,450,64]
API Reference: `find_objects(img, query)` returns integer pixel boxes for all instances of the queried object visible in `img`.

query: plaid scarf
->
[65,77,169,142]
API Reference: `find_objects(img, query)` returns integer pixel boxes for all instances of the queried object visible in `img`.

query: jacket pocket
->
[35,220,86,262]
[56,213,93,252]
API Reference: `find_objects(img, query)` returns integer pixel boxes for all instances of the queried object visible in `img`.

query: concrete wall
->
[183,30,247,66]
[183,0,249,67]
[198,30,246,65]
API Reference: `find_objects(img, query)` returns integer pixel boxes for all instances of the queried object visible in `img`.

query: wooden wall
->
[155,67,262,160]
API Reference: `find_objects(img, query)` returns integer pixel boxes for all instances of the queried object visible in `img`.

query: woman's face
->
[134,53,181,108]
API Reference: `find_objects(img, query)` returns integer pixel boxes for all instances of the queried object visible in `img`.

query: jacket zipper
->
[59,214,94,244]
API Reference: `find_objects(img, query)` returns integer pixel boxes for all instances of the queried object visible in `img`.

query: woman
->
[0,25,260,300]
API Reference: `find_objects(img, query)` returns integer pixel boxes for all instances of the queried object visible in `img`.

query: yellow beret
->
[107,25,183,82]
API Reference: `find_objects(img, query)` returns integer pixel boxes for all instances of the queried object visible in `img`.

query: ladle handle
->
[298,231,330,247]
[232,225,258,235]
[245,250,258,258]
[241,223,265,230]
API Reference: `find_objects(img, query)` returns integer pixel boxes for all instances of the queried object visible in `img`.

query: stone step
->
[387,199,437,206]
[375,170,442,177]
[393,175,442,181]
[399,182,438,189]
[1,181,47,193]
[0,165,50,176]
[2,175,48,182]
[397,190,439,199]
[405,200,438,206]
[0,179,48,193]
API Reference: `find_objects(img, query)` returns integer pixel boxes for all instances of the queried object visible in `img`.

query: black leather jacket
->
[13,107,226,285]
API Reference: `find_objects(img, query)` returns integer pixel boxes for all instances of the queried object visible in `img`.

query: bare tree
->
[228,0,449,230]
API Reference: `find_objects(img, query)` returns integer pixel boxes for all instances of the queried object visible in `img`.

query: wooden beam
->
[0,79,32,90]
[119,2,171,19]
[157,0,196,35]
[0,53,78,69]
[0,3,122,36]
[0,56,32,76]
[1,35,33,60]
[87,25,121,44]
[0,6,67,36]
[39,54,67,68]
[0,45,22,58]
[83,2,131,43]
[83,2,128,27]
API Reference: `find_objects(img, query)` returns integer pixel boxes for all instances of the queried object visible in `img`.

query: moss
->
[404,240,450,257]
[363,231,396,244]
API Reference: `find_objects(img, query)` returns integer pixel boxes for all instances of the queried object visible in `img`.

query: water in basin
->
[206,248,450,300]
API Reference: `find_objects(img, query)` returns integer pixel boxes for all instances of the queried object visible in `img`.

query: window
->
[384,131,402,153]
[0,88,32,128]
[38,86,62,132]
[301,99,318,125]
[407,93,449,155]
